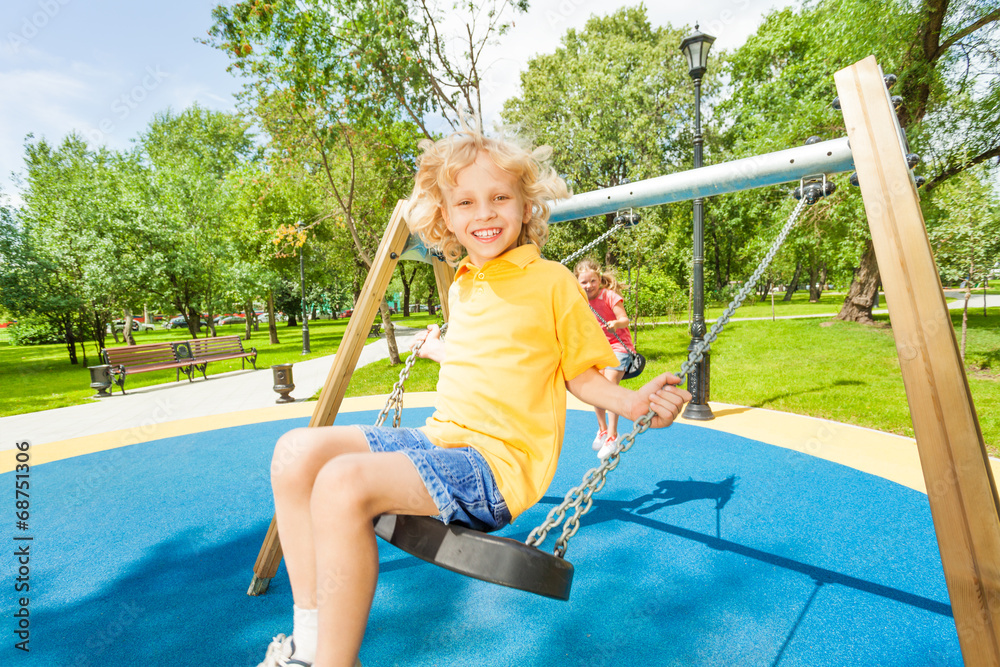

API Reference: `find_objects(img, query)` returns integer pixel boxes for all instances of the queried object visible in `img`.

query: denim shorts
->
[356,425,511,533]
[608,350,632,372]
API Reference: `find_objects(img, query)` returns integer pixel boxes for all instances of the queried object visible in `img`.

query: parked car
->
[216,315,246,326]
[339,309,354,319]
[165,316,208,330]
[111,319,155,332]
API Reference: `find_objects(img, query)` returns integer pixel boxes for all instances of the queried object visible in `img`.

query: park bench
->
[100,335,257,395]
[101,341,199,395]
[185,335,258,371]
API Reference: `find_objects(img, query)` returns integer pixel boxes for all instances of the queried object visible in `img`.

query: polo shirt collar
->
[455,244,540,278]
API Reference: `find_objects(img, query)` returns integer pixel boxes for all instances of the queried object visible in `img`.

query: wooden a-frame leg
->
[248,201,413,595]
[837,56,1000,665]
[432,254,456,322]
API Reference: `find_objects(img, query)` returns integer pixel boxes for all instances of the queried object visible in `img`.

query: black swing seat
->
[373,514,574,601]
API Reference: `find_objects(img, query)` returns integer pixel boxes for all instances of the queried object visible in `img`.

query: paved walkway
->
[944,289,1000,309]
[0,327,423,449]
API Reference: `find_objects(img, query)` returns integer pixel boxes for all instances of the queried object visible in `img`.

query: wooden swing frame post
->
[836,56,1000,665]
[247,201,456,595]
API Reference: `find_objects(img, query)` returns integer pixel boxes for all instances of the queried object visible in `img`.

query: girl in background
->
[575,258,636,459]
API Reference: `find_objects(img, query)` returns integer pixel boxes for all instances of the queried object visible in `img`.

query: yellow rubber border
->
[5,392,996,494]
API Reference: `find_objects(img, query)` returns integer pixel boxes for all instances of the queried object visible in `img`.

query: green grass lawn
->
[0,313,441,417]
[705,290,850,320]
[3,304,997,454]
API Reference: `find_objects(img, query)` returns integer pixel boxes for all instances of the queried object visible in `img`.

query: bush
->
[9,318,62,346]
[710,282,743,304]
[635,266,688,320]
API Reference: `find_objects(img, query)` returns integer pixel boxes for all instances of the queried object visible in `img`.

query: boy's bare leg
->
[270,426,374,609]
[310,451,438,667]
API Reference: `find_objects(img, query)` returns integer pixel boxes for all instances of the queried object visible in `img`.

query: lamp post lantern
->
[296,221,311,355]
[680,24,715,421]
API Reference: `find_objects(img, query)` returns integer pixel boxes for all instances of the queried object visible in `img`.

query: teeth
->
[473,228,501,239]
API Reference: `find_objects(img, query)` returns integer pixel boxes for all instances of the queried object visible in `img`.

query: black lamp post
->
[296,221,311,355]
[680,24,715,421]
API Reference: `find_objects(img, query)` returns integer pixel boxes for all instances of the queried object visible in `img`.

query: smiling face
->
[440,151,531,267]
[577,269,602,300]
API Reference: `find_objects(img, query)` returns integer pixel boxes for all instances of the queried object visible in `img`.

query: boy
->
[257,126,691,667]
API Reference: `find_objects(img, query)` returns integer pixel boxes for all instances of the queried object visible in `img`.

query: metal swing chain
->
[525,195,809,558]
[559,220,629,267]
[374,323,449,428]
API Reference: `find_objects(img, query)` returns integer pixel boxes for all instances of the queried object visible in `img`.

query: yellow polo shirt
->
[419,244,618,520]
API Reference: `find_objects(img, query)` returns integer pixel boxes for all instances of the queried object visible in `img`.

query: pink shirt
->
[590,289,633,354]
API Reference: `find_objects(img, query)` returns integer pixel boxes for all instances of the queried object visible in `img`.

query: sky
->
[0,0,796,207]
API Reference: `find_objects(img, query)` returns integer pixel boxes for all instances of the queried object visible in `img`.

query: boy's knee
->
[311,457,375,519]
[271,427,317,484]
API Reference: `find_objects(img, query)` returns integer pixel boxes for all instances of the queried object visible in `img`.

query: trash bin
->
[89,365,113,398]
[272,364,295,404]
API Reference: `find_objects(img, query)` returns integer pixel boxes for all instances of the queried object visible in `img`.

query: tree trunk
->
[206,308,217,337]
[123,307,135,346]
[244,298,254,340]
[808,262,826,303]
[63,314,78,364]
[758,277,773,303]
[835,239,881,324]
[961,286,970,361]
[426,282,437,316]
[267,290,279,344]
[400,264,416,317]
[186,307,200,339]
[381,298,401,365]
[783,261,803,301]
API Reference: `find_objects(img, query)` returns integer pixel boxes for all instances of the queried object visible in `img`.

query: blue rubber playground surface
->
[1,407,961,666]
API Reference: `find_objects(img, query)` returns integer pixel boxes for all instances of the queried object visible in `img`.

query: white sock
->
[292,605,318,663]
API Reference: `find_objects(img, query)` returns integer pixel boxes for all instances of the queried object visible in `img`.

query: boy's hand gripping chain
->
[525,196,808,558]
[375,324,449,428]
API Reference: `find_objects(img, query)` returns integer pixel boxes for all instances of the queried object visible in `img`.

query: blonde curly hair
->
[405,124,569,266]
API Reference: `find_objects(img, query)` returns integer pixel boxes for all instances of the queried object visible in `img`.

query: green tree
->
[721,0,1000,323]
[926,166,1000,358]
[501,6,695,271]
[0,203,85,361]
[206,0,456,362]
[13,135,156,360]
[205,0,526,133]
[137,105,258,339]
